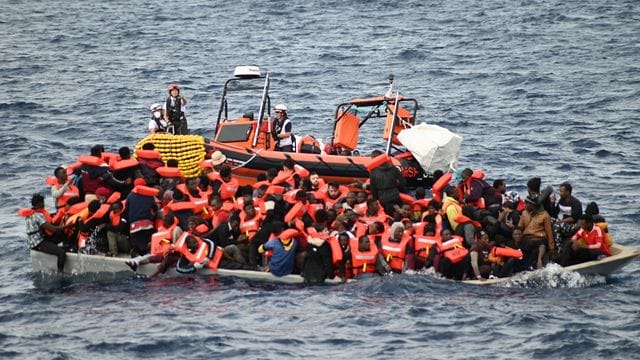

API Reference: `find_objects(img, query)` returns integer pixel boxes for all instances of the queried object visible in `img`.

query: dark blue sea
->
[1,0,639,358]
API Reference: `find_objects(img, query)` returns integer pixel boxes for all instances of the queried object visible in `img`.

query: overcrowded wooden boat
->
[31,244,638,285]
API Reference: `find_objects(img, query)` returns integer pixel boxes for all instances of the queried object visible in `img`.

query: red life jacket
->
[350,236,378,276]
[380,233,412,271]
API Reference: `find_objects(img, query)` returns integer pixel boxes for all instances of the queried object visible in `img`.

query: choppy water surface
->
[1,0,639,358]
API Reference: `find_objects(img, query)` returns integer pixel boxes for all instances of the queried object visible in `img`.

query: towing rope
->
[232,148,263,171]
[135,133,206,178]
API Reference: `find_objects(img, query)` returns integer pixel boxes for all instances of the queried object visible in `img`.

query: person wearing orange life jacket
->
[323,182,348,211]
[341,191,358,212]
[110,147,139,196]
[165,190,196,232]
[334,232,353,280]
[350,235,389,277]
[561,214,610,266]
[77,200,109,253]
[238,201,263,244]
[126,179,160,256]
[442,186,477,248]
[271,158,297,188]
[78,145,129,200]
[104,201,130,256]
[380,222,415,273]
[20,193,68,273]
[302,223,334,284]
[50,166,80,210]
[435,228,471,280]
[176,177,210,214]
[308,172,326,192]
[209,165,238,202]
[209,195,230,230]
[458,168,500,211]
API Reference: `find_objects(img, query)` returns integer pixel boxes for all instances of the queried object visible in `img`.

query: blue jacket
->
[264,237,298,277]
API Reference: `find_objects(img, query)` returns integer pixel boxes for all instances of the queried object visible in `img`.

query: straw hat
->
[210,151,227,166]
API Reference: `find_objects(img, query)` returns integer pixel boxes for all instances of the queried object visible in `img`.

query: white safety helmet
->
[274,104,288,112]
[149,103,163,112]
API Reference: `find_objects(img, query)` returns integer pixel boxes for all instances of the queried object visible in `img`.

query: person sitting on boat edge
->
[272,104,295,152]
[259,221,298,276]
[148,103,168,134]
[50,166,80,210]
[164,83,188,135]
[518,195,555,269]
[560,213,610,266]
[21,193,68,273]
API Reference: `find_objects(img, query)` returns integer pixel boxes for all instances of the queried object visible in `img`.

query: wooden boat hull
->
[30,250,343,285]
[464,244,640,285]
[210,141,433,189]
[32,244,638,286]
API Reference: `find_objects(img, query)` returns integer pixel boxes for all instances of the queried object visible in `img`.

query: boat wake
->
[405,264,607,289]
[494,263,606,289]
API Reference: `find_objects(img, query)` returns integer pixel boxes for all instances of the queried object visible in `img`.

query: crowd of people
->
[21,140,612,281]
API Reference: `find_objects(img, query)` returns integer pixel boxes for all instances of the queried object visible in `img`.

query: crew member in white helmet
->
[148,103,169,133]
[272,104,295,152]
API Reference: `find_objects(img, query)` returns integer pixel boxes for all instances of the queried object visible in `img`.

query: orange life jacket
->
[131,185,160,197]
[490,246,523,260]
[150,224,177,256]
[111,158,139,172]
[239,213,262,239]
[453,214,482,229]
[51,180,80,209]
[156,166,182,178]
[218,177,239,201]
[380,233,412,271]
[350,236,378,276]
[438,236,468,264]
[414,235,439,261]
[284,202,306,223]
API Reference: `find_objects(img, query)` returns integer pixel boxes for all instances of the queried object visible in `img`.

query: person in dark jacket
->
[368,150,406,216]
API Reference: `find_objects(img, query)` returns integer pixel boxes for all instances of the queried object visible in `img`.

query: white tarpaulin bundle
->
[397,123,463,173]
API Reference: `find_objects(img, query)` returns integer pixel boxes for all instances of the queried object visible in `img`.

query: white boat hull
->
[30,250,344,284]
[464,244,640,285]
[31,244,639,285]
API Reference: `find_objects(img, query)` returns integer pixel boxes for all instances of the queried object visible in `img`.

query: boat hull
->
[31,244,639,286]
[463,244,640,285]
[210,141,433,189]
[30,251,343,284]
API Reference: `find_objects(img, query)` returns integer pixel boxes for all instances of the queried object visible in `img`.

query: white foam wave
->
[498,263,607,288]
